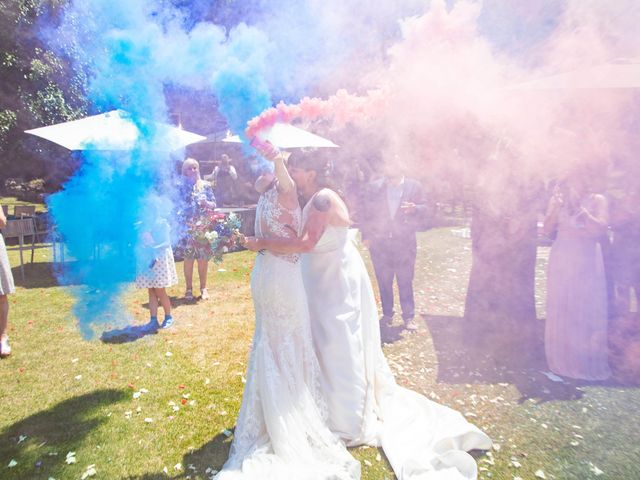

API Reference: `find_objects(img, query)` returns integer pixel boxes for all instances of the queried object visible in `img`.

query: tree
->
[0,0,87,187]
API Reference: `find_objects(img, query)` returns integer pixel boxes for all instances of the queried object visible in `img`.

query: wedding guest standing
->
[360,160,428,331]
[543,173,611,380]
[211,154,238,206]
[136,196,178,331]
[0,204,15,357]
[176,158,216,301]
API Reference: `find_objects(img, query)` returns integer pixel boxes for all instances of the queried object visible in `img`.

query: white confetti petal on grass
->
[570,441,580,447]
[205,378,211,385]
[144,418,154,423]
[217,268,226,272]
[492,443,501,451]
[65,452,77,464]
[81,465,97,479]
[18,435,27,443]
[363,460,372,467]
[163,466,169,474]
[174,463,183,471]
[510,460,522,468]
[124,411,132,419]
[8,459,18,467]
[173,406,180,412]
[133,392,142,399]
[75,375,82,381]
[589,463,604,476]
[535,469,546,479]
[72,358,79,363]
[540,371,565,383]
[165,352,173,357]
[139,388,149,394]
[222,429,233,437]
[375,453,381,462]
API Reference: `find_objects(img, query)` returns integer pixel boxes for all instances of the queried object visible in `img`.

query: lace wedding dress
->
[300,190,492,480]
[215,185,360,480]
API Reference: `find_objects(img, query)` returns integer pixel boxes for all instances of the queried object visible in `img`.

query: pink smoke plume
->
[248,0,639,203]
[245,89,384,140]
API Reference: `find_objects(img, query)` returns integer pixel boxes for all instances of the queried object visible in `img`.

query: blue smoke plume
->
[44,0,276,337]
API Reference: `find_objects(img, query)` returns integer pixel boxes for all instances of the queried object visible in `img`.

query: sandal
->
[184,289,194,301]
[200,288,210,300]
[0,335,11,358]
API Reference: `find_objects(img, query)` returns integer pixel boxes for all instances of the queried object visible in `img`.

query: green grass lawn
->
[1,228,639,479]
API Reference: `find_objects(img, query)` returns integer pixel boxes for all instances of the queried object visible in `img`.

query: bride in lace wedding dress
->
[215,155,359,479]
[246,149,492,480]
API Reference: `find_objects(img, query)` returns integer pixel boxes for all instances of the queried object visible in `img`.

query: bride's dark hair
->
[288,148,334,189]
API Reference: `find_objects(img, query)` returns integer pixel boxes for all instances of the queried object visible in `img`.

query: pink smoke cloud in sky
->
[247,0,640,202]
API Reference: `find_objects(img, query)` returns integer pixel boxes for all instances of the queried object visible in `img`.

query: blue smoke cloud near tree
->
[44,0,275,337]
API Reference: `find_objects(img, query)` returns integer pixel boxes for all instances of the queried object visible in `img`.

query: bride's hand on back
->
[243,236,263,252]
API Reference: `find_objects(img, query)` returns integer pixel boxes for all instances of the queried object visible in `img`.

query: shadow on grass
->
[423,314,590,403]
[140,296,199,311]
[0,389,128,478]
[11,261,89,289]
[380,319,405,344]
[100,324,160,344]
[124,431,233,479]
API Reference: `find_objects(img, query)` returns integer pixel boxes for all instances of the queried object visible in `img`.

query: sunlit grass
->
[1,229,639,479]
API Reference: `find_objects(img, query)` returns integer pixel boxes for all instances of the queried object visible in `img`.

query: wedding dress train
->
[300,194,492,480]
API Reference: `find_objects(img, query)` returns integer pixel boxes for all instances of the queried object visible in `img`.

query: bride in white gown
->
[246,149,492,480]
[215,153,359,479]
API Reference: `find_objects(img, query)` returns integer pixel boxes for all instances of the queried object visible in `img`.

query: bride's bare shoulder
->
[311,188,350,225]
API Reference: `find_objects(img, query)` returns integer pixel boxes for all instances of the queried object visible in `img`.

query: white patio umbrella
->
[25,109,206,151]
[209,122,339,149]
[509,59,640,90]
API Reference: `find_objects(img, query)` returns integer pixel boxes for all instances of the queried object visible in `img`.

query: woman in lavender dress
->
[543,175,611,380]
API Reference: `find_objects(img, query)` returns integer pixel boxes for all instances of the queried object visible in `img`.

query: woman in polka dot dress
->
[136,212,178,331]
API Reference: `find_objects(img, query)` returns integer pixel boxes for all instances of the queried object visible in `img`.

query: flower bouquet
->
[193,212,243,264]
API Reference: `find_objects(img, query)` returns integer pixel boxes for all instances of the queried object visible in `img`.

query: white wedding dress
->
[215,186,360,480]
[301,191,492,480]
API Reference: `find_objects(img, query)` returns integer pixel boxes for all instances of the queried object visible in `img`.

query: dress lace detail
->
[215,186,359,480]
[255,185,300,263]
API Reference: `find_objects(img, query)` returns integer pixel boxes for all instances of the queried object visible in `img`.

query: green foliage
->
[0,0,87,184]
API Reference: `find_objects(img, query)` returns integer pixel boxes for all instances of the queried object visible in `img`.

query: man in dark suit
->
[361,163,428,331]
